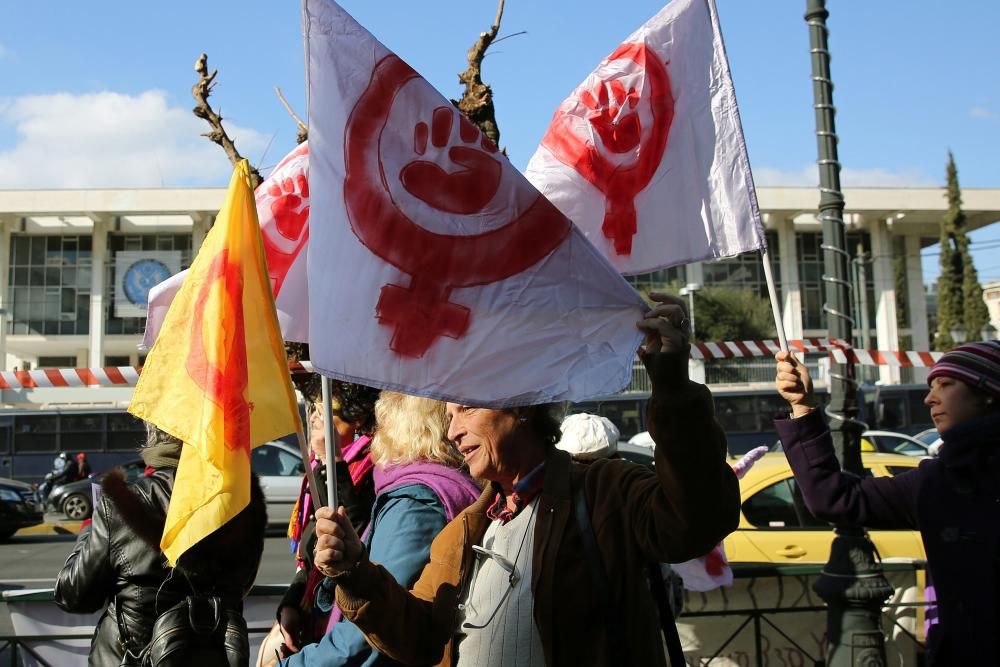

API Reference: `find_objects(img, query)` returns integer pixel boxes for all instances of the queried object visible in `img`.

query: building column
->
[905,234,930,383]
[0,217,11,370]
[89,219,108,367]
[190,212,212,254]
[686,261,704,287]
[871,218,900,384]
[776,216,804,340]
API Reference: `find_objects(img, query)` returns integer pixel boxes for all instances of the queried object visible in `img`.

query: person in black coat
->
[54,424,267,666]
[774,341,1000,666]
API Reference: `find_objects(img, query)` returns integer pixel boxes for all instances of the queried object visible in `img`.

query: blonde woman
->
[270,392,481,667]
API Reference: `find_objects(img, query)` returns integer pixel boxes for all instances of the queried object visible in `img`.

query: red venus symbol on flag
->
[184,250,251,455]
[540,41,674,256]
[343,55,571,358]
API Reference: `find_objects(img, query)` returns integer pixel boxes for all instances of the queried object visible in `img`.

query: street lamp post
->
[805,2,894,665]
[678,282,701,336]
[950,323,968,345]
[981,323,997,341]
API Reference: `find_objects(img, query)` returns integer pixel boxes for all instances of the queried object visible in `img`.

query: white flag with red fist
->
[525,0,765,275]
[140,143,311,350]
[304,0,646,406]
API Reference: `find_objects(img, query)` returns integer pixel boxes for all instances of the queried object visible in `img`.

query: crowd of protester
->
[51,293,999,666]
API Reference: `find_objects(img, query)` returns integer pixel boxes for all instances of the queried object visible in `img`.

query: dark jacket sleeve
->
[54,496,115,613]
[615,347,741,562]
[776,408,920,529]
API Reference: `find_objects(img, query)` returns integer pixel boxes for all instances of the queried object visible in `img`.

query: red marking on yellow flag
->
[185,249,251,455]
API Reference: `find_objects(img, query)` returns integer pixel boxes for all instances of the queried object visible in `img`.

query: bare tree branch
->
[275,86,308,145]
[191,53,263,189]
[452,0,506,148]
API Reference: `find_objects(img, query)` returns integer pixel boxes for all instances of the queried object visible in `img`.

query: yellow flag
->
[129,160,302,565]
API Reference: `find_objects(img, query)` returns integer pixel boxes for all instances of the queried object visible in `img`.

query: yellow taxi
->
[724,452,925,563]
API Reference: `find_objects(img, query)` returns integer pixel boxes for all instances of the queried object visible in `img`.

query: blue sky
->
[2,1,999,283]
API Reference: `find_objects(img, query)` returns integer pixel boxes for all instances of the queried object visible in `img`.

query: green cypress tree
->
[936,152,989,348]
[935,152,965,350]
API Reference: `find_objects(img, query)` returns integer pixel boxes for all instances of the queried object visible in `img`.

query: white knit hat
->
[557,413,620,461]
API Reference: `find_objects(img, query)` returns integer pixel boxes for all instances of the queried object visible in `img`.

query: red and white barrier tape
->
[0,344,943,390]
[689,338,844,360]
[829,348,943,367]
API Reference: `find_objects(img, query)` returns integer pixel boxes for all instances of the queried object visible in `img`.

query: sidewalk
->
[17,514,83,537]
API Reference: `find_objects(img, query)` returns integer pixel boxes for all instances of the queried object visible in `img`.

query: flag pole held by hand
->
[294,428,324,510]
[321,375,339,512]
[761,248,788,352]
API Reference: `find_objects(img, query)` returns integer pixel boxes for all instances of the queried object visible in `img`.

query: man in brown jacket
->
[311,293,740,666]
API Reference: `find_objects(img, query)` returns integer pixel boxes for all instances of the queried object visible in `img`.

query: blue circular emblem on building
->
[123,259,172,305]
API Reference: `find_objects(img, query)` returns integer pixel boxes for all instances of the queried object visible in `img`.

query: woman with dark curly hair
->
[258,377,380,664]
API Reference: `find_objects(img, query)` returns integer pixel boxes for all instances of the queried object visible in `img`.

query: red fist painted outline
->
[541,41,674,256]
[268,173,310,240]
[257,143,310,298]
[343,55,571,358]
[580,79,641,154]
[400,106,501,214]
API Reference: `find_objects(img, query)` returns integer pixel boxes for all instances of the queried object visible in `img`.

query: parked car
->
[859,430,932,457]
[769,429,932,458]
[0,477,44,540]
[50,439,307,526]
[615,442,654,466]
[48,459,145,520]
[724,452,924,564]
[913,428,943,456]
[250,439,307,527]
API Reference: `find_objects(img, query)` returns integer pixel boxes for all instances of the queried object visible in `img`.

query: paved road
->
[0,532,298,593]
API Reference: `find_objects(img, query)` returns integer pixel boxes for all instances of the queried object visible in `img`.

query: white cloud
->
[0,90,269,188]
[753,164,936,188]
[0,42,9,60]
[971,106,996,120]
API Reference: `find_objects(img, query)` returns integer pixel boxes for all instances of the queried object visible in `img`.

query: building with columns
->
[0,185,999,394]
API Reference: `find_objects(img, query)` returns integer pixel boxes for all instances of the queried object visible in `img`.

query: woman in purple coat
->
[773,341,1000,666]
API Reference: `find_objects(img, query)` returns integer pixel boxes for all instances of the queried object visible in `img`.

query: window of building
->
[104,355,132,367]
[700,231,780,300]
[797,232,825,330]
[8,235,92,335]
[626,266,686,294]
[104,234,192,335]
[37,356,77,369]
[797,231,875,332]
[893,236,910,329]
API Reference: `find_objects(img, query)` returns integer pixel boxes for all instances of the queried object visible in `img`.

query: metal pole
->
[805,2,893,664]
[688,291,696,336]
[857,245,872,352]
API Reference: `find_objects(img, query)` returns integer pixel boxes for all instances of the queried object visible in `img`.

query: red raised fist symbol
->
[541,41,674,256]
[343,55,571,358]
[257,143,310,297]
[400,106,501,214]
[268,173,310,239]
[580,79,641,154]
